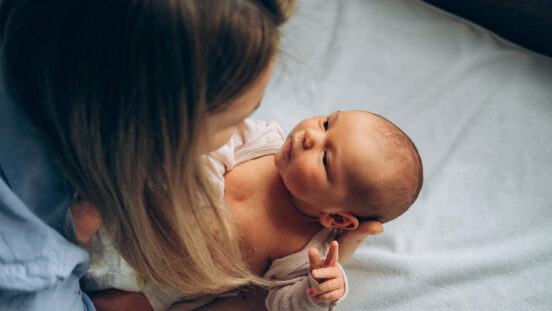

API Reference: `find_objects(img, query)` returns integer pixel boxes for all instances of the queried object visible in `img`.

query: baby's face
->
[274,111,385,216]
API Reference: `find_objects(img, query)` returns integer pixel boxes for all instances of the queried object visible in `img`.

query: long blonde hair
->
[0,0,294,295]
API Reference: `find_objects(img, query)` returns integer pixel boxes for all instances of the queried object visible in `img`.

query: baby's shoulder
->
[224,155,275,192]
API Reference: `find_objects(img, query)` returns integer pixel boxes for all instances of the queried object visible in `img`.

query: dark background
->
[422,0,552,57]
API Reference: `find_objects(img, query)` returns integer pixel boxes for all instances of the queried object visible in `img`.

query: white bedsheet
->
[254,0,552,310]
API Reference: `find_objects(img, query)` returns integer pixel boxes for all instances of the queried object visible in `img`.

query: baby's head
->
[274,110,423,230]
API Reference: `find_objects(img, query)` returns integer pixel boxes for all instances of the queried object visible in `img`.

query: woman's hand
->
[70,200,103,245]
[306,241,345,302]
[337,220,383,264]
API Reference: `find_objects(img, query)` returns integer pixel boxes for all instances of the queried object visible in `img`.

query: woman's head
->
[202,58,275,152]
[1,0,294,295]
[1,0,285,155]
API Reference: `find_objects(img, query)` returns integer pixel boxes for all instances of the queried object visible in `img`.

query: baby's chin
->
[273,145,285,171]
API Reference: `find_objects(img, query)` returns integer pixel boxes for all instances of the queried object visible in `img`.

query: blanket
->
[254,0,552,309]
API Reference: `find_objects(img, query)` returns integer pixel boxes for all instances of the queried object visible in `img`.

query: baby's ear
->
[319,212,359,230]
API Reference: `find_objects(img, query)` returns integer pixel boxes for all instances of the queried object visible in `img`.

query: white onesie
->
[82,119,348,311]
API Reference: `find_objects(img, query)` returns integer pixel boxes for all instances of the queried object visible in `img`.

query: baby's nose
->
[303,128,320,149]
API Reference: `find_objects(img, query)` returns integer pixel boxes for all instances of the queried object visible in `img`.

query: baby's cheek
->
[286,160,317,194]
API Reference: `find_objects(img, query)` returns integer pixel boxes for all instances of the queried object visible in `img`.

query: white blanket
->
[254,0,552,310]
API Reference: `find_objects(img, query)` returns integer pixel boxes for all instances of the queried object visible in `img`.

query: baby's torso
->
[223,155,322,275]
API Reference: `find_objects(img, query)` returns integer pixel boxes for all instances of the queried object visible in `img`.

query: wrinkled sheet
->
[254,0,552,309]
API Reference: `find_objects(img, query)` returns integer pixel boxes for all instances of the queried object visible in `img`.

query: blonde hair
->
[0,0,294,295]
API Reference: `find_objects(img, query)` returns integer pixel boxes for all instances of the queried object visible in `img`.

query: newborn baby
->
[199,110,423,310]
[76,110,423,311]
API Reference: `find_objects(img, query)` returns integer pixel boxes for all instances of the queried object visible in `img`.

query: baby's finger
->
[323,241,339,267]
[308,248,322,269]
[312,289,345,302]
[311,267,342,280]
[307,278,343,297]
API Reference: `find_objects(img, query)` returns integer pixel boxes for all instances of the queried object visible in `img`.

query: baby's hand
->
[306,241,345,302]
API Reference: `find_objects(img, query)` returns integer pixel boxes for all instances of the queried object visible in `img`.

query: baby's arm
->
[264,241,347,311]
[307,241,346,303]
[337,221,383,264]
[265,272,330,310]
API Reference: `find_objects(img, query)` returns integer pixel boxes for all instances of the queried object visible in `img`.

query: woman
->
[0,0,294,310]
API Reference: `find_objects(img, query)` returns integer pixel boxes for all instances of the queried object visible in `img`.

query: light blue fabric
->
[257,0,552,309]
[0,78,95,310]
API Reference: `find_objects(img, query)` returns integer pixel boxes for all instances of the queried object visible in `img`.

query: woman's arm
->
[89,289,154,311]
[71,202,156,311]
[169,289,268,311]
[337,221,383,265]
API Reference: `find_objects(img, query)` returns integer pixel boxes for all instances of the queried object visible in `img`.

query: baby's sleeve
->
[233,119,285,166]
[206,118,285,177]
[265,264,348,311]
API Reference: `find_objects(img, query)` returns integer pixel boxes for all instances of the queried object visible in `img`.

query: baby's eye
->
[323,120,329,131]
[322,151,328,167]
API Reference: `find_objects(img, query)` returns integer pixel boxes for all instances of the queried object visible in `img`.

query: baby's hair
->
[348,112,423,223]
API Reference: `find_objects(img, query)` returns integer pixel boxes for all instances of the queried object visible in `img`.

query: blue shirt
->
[0,79,95,310]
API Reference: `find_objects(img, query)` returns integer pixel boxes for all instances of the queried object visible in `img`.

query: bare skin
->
[187,152,384,311]
[72,156,380,311]
[175,155,347,311]
[192,224,382,311]
[224,155,323,275]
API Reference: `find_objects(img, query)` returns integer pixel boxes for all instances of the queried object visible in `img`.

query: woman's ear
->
[70,201,103,245]
[319,212,359,230]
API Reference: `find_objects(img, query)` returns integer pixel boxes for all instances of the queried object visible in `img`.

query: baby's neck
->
[256,157,319,226]
[225,155,317,224]
[223,155,322,268]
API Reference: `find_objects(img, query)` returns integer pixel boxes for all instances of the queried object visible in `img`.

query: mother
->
[0,0,294,310]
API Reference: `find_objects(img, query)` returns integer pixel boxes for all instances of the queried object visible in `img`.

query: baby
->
[208,110,422,310]
[78,110,423,311]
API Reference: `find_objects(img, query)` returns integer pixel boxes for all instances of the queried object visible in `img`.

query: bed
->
[253,0,552,309]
